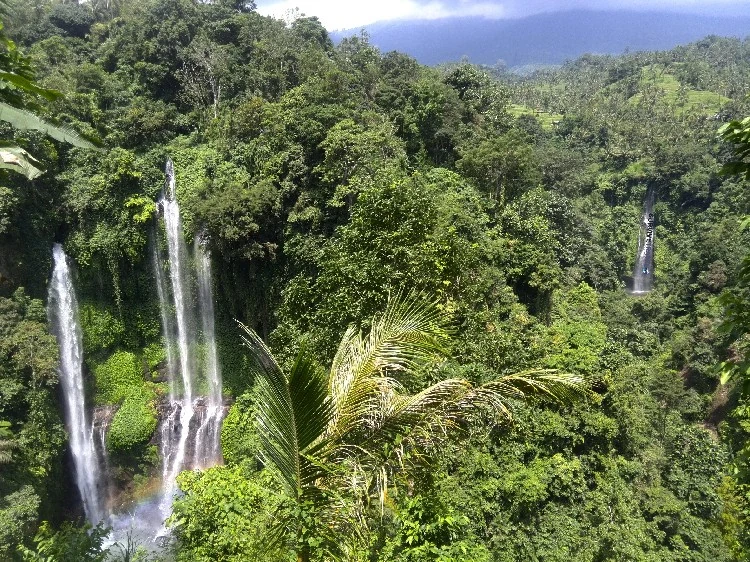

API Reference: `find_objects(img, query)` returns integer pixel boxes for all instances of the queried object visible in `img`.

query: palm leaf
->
[0,72,60,101]
[239,323,332,496]
[466,369,590,415]
[0,102,100,149]
[0,144,42,179]
[328,291,452,441]
[334,370,589,511]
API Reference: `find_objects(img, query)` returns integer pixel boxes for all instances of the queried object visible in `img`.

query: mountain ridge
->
[331,10,750,67]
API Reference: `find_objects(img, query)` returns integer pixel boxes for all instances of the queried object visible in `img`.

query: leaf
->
[0,145,43,179]
[0,71,60,101]
[0,102,101,149]
[239,323,332,495]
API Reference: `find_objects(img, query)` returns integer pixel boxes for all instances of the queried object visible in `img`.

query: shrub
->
[220,394,257,466]
[107,389,157,453]
[93,351,142,404]
[79,303,125,355]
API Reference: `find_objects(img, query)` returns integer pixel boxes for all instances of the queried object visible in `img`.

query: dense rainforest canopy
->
[0,0,749,561]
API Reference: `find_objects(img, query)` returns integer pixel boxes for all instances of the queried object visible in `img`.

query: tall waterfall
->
[632,190,655,294]
[158,158,196,512]
[154,159,224,521]
[194,236,223,467]
[48,244,105,523]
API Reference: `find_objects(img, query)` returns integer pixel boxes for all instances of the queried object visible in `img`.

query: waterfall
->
[632,191,655,294]
[152,159,224,524]
[48,244,105,523]
[194,236,223,467]
[156,159,196,517]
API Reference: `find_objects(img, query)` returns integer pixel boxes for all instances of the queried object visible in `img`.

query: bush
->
[107,389,157,453]
[79,303,125,355]
[93,351,143,404]
[220,394,258,466]
[171,466,286,562]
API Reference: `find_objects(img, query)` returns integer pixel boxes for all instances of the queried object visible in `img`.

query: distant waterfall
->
[48,244,105,523]
[632,190,655,294]
[153,159,224,521]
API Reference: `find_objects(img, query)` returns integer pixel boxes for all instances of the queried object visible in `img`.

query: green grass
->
[508,103,563,130]
[629,64,730,115]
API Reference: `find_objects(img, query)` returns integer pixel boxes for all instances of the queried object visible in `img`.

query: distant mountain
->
[331,10,750,67]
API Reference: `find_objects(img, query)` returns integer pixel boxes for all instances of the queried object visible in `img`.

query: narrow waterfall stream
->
[158,158,197,517]
[632,190,655,294]
[48,244,106,524]
[194,236,223,467]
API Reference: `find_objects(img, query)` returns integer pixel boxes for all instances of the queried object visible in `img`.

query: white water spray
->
[632,191,655,294]
[48,244,105,523]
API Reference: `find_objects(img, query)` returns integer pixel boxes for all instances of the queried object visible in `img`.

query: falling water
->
[150,159,224,530]
[157,159,196,515]
[194,236,223,467]
[632,190,655,294]
[48,244,105,523]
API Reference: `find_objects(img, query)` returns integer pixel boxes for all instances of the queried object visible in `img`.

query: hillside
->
[332,10,750,67]
[0,2,750,561]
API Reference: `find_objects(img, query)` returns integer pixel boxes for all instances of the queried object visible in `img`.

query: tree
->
[179,33,230,119]
[0,18,98,178]
[240,293,587,561]
[456,129,540,204]
[716,118,750,389]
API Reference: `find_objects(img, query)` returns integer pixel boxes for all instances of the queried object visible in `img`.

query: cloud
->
[255,0,750,31]
[256,0,505,30]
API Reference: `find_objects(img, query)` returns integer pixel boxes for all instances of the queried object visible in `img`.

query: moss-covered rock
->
[93,350,143,404]
[107,390,157,453]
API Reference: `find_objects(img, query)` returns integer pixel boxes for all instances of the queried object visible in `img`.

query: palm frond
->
[0,71,60,101]
[466,369,590,417]
[0,144,42,179]
[328,291,452,441]
[239,323,300,495]
[333,370,589,512]
[0,102,100,149]
[239,322,332,496]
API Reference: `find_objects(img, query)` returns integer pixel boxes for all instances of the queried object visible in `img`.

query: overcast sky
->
[255,0,750,31]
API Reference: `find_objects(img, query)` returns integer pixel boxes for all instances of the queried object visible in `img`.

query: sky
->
[255,0,750,31]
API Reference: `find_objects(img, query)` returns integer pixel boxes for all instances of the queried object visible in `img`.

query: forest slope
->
[0,2,748,560]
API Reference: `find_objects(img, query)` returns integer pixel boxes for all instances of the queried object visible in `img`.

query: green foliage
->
[0,486,39,560]
[171,465,289,562]
[379,494,491,562]
[0,3,748,558]
[0,288,65,558]
[242,294,586,559]
[107,388,157,453]
[220,394,258,466]
[79,303,125,356]
[17,520,108,562]
[93,350,143,404]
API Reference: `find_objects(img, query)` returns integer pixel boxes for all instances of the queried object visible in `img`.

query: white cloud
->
[256,0,506,31]
[255,0,750,31]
